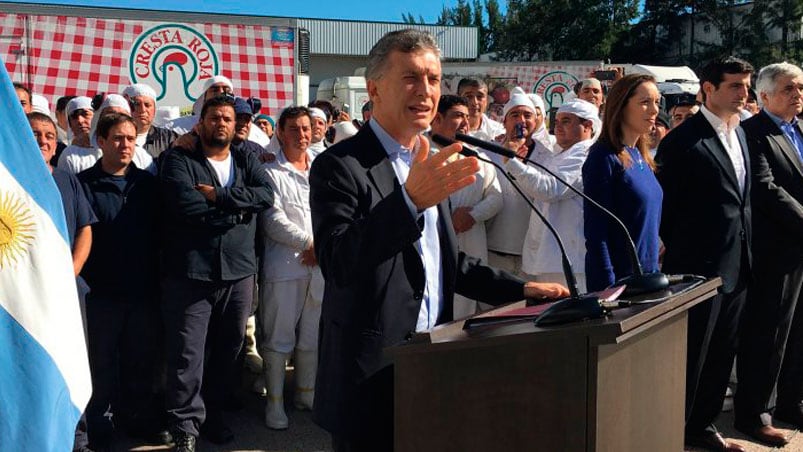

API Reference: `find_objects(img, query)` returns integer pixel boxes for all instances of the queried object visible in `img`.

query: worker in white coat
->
[58,94,156,174]
[258,106,323,430]
[502,98,601,292]
[429,94,503,317]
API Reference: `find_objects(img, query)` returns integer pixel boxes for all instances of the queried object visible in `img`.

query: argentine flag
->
[0,61,91,449]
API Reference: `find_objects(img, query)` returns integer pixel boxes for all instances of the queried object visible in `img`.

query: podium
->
[390,278,721,452]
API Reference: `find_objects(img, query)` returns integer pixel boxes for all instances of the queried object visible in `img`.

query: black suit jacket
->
[655,110,752,293]
[309,124,525,435]
[742,109,803,270]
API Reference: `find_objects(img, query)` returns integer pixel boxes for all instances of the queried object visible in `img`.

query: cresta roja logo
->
[534,71,579,111]
[129,24,219,107]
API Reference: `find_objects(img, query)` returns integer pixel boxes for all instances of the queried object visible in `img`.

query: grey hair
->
[457,77,487,94]
[364,29,441,81]
[756,62,803,105]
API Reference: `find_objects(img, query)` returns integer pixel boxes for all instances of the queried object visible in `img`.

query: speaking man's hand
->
[405,136,479,211]
[524,282,570,300]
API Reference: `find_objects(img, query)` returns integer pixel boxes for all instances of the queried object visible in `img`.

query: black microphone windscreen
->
[454,133,518,159]
[430,133,479,158]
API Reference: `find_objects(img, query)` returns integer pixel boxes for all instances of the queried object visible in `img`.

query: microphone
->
[452,132,669,296]
[433,133,605,327]
[433,133,585,301]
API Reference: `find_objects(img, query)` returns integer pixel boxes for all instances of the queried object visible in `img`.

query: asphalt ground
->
[117,365,332,452]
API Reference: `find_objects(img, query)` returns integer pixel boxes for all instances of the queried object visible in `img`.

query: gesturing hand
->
[405,136,479,211]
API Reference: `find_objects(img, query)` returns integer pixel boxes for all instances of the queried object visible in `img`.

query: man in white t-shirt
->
[166,75,270,147]
[160,95,273,451]
[57,96,95,171]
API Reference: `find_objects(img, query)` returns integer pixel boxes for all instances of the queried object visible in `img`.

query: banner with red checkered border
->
[0,13,294,116]
[441,63,599,111]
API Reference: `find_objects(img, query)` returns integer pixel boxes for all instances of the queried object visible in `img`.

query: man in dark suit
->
[734,62,803,446]
[309,29,569,452]
[656,56,754,452]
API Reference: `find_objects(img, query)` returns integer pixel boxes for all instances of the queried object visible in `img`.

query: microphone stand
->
[432,134,584,301]
[433,134,605,327]
[453,132,669,296]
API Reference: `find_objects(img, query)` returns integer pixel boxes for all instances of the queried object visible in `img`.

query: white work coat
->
[258,148,323,296]
[447,151,503,261]
[504,139,593,276]
[57,144,156,175]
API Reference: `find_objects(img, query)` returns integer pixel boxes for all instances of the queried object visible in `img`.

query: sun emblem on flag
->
[0,191,35,269]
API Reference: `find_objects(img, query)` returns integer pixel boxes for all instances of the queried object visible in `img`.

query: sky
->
[1,0,468,23]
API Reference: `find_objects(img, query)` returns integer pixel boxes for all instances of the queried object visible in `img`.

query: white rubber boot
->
[244,315,263,373]
[294,349,317,411]
[264,351,289,430]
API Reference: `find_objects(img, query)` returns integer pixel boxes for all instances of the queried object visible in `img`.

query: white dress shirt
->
[701,105,746,193]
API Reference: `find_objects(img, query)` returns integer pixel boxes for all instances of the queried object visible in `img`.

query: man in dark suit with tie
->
[734,62,803,446]
[309,29,569,452]
[656,56,754,452]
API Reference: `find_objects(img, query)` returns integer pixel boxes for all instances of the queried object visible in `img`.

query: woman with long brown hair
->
[582,74,664,291]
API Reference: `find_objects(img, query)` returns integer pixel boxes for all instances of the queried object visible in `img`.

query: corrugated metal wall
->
[298,19,477,60]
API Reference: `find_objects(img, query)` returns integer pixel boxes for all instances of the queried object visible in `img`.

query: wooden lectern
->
[390,278,721,452]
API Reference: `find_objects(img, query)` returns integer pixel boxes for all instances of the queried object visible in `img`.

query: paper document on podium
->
[463,285,626,330]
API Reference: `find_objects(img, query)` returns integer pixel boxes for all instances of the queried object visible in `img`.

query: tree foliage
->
[403,0,803,66]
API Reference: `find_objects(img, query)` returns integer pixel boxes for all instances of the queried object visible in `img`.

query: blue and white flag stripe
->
[0,58,91,451]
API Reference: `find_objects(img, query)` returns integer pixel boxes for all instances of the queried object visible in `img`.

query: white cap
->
[309,107,327,122]
[66,96,93,116]
[123,83,157,101]
[557,98,602,140]
[331,121,359,144]
[31,94,50,115]
[153,105,180,127]
[502,87,536,119]
[526,92,546,113]
[99,94,131,114]
[202,75,234,94]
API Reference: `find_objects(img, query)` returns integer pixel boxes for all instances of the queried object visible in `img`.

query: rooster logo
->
[129,24,219,108]
[534,71,578,111]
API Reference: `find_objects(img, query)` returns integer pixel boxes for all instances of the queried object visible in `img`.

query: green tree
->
[431,0,505,54]
[401,12,426,24]
[498,0,640,61]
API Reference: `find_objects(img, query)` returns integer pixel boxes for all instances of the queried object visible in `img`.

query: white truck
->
[315,75,369,118]
[0,2,310,117]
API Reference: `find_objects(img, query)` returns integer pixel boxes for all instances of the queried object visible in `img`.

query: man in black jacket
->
[735,62,803,447]
[310,29,568,452]
[77,112,161,451]
[160,95,273,452]
[657,57,754,452]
